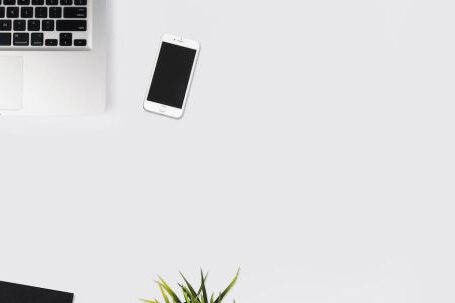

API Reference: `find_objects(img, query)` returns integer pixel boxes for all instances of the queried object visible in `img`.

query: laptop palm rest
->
[0,56,23,111]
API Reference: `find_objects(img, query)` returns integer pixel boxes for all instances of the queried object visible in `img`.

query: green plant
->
[142,269,240,303]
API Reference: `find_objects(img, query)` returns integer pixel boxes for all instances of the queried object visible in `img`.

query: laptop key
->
[21,6,34,18]
[28,19,40,31]
[35,7,47,18]
[0,33,11,45]
[7,7,19,18]
[49,7,62,18]
[31,32,43,45]
[59,32,71,46]
[45,38,57,46]
[64,7,86,18]
[13,19,26,31]
[0,20,12,31]
[74,39,86,46]
[13,32,29,46]
[42,19,54,31]
[56,20,86,31]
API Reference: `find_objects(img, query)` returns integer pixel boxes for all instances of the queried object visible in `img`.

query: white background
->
[1,0,455,302]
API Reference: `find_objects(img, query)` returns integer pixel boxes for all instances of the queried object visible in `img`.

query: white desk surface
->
[1,1,455,302]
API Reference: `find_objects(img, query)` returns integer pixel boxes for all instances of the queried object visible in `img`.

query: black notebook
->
[0,281,73,303]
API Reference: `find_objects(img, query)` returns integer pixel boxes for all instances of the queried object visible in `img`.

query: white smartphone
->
[144,34,200,119]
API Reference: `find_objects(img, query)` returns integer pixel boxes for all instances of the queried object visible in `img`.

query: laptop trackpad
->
[0,56,23,110]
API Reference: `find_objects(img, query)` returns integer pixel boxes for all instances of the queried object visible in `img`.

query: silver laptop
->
[0,0,106,115]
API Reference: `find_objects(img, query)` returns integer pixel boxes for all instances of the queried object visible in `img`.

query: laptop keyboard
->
[0,0,90,50]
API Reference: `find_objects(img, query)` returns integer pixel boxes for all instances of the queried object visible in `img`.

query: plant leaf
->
[197,273,209,297]
[158,276,182,303]
[140,299,160,303]
[180,285,191,300]
[181,283,201,303]
[200,270,209,303]
[180,272,198,298]
[214,269,240,303]
[196,272,208,296]
[183,290,191,303]
[159,284,171,303]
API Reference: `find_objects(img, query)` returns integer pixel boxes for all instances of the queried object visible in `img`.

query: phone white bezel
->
[143,34,200,119]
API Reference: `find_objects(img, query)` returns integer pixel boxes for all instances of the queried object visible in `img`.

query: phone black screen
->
[147,42,197,109]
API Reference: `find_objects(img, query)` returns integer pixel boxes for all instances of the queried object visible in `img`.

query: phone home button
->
[159,105,167,113]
